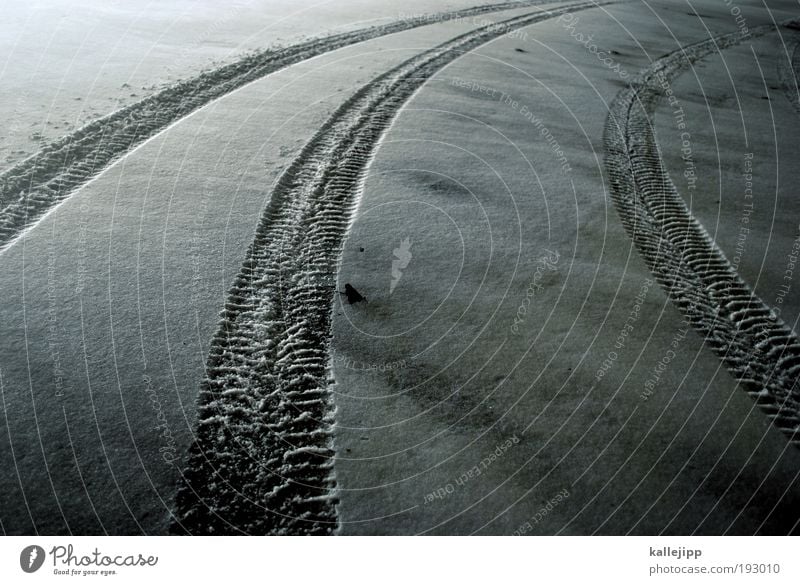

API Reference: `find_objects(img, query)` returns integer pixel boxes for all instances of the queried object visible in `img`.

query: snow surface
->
[1,0,545,534]
[0,0,495,172]
[1,0,799,535]
[331,0,800,534]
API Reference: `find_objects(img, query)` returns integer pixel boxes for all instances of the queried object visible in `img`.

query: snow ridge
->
[173,1,609,535]
[0,0,567,253]
[604,25,800,446]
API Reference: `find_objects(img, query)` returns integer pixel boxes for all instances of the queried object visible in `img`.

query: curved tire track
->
[0,0,566,253]
[172,1,610,535]
[604,26,800,447]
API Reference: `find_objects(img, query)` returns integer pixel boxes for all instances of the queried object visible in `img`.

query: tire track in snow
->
[0,0,565,253]
[604,26,800,447]
[172,1,610,535]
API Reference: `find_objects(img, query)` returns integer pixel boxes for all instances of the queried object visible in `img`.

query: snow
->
[0,0,500,172]
[1,0,799,536]
[331,0,800,534]
[2,0,529,534]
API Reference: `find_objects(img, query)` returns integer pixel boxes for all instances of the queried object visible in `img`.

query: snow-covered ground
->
[332,0,800,534]
[655,33,800,334]
[0,0,492,172]
[1,0,799,535]
[0,0,564,535]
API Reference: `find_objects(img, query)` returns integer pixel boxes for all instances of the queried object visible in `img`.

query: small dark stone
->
[343,283,367,304]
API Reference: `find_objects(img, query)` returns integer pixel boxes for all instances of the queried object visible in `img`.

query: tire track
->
[172,1,610,535]
[604,25,800,447]
[0,0,565,253]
